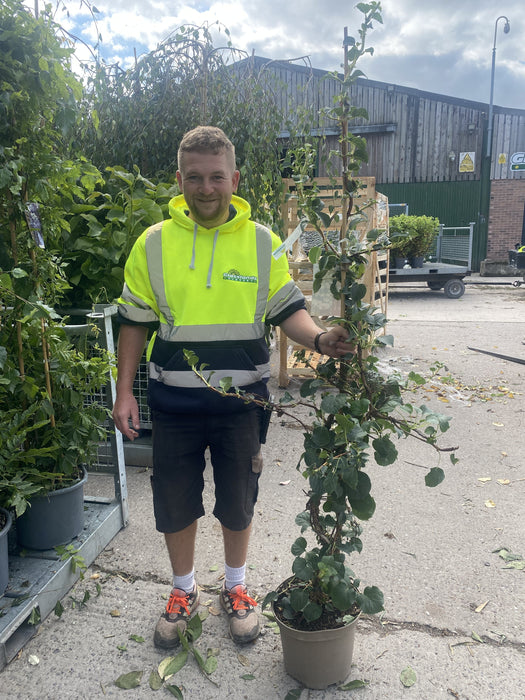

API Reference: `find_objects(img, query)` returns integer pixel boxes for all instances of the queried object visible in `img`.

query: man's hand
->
[112,393,140,441]
[279,308,354,359]
[317,325,354,358]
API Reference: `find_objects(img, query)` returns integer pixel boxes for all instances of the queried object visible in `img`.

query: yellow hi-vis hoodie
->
[118,194,305,414]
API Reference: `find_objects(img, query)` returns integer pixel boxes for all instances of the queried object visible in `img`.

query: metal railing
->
[432,222,474,270]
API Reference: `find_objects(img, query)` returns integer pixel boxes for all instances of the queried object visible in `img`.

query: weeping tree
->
[76,22,286,229]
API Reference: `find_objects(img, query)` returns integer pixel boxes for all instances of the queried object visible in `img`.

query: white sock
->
[172,570,195,593]
[224,563,246,590]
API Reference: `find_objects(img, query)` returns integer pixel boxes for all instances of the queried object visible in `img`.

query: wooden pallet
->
[278,178,389,387]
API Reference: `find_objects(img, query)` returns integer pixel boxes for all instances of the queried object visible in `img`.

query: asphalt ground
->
[1,274,524,699]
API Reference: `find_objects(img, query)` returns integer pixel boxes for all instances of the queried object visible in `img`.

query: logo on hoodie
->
[223,268,257,283]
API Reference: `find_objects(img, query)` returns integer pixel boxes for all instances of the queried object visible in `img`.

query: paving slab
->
[1,275,524,699]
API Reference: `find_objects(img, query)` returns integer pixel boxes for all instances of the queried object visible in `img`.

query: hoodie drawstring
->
[189,223,198,270]
[188,224,219,288]
[207,229,219,288]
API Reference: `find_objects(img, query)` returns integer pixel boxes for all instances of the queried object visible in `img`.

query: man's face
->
[176,150,240,229]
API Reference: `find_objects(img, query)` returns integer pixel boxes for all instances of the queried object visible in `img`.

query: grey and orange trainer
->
[153,584,200,649]
[220,584,260,644]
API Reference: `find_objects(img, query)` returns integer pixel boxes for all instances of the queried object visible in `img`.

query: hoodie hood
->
[168,193,252,234]
[167,194,252,288]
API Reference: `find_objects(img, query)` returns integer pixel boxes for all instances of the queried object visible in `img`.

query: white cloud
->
[25,0,525,109]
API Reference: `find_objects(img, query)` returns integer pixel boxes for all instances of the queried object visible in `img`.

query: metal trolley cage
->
[389,222,474,298]
[0,305,128,671]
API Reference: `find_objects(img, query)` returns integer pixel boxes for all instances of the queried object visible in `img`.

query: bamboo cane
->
[7,193,25,378]
[29,246,55,427]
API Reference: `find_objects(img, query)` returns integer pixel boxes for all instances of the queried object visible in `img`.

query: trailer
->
[389,223,474,298]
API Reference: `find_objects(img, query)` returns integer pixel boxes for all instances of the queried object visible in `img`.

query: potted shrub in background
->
[0,2,111,550]
[0,297,110,550]
[389,214,440,268]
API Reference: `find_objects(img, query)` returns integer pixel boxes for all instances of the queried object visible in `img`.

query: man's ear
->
[176,170,183,190]
[232,169,240,192]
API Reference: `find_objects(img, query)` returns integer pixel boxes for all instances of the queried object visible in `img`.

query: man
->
[112,126,350,649]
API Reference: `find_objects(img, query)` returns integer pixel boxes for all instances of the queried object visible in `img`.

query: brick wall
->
[487,180,525,261]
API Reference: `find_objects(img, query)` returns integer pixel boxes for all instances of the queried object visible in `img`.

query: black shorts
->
[150,408,263,533]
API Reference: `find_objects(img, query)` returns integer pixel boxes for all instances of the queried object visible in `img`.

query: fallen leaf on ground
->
[28,655,39,666]
[484,499,496,508]
[237,653,250,666]
[478,477,491,483]
[492,422,504,427]
[208,605,221,616]
[149,669,163,690]
[109,609,121,617]
[280,480,291,485]
[400,666,417,687]
[475,600,489,613]
[496,479,510,485]
[339,679,369,690]
[114,671,143,689]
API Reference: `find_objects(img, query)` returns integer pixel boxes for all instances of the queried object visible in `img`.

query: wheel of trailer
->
[443,278,465,298]
[427,281,443,290]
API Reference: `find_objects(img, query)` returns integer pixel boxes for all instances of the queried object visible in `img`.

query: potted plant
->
[0,297,110,550]
[255,4,456,688]
[0,2,113,550]
[389,214,439,267]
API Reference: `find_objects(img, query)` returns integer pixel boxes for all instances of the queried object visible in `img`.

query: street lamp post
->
[486,16,510,159]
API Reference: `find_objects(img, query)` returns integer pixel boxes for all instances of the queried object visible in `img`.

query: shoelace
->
[166,589,192,616]
[227,586,258,611]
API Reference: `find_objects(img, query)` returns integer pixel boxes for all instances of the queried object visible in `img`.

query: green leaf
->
[320,393,348,414]
[203,655,218,675]
[285,689,303,699]
[114,670,143,689]
[400,666,417,687]
[289,587,309,611]
[331,582,357,611]
[186,611,203,642]
[148,669,163,690]
[158,651,188,679]
[166,684,184,698]
[241,673,256,680]
[291,537,307,556]
[192,646,205,670]
[292,556,314,581]
[219,377,232,391]
[425,467,445,487]
[54,600,64,618]
[372,435,398,466]
[338,679,369,690]
[28,608,41,625]
[302,601,322,622]
[357,585,384,614]
[349,493,376,520]
[129,634,145,643]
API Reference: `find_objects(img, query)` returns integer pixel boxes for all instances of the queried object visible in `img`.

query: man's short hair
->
[178,126,236,172]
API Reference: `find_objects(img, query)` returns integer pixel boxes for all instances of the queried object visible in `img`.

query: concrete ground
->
[1,274,524,699]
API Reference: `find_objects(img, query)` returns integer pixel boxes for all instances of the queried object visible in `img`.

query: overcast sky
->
[40,0,524,110]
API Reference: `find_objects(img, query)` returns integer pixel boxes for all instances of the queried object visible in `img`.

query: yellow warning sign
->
[459,152,475,172]
[498,153,507,164]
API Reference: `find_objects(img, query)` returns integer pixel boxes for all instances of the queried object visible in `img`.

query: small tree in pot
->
[259,3,457,686]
